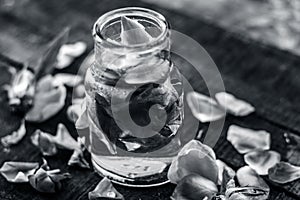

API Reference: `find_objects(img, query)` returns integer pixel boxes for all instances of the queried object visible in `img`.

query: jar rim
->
[93,7,169,51]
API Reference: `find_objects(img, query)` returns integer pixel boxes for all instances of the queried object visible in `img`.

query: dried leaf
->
[236,166,269,191]
[172,174,218,200]
[25,75,67,122]
[268,162,300,184]
[29,167,71,193]
[53,73,83,87]
[120,16,152,45]
[31,130,57,156]
[35,28,70,80]
[168,140,218,184]
[88,177,124,200]
[215,92,255,116]
[68,138,90,169]
[186,92,225,123]
[1,120,26,147]
[53,123,80,151]
[56,41,87,69]
[0,161,39,182]
[244,150,281,175]
[227,125,271,154]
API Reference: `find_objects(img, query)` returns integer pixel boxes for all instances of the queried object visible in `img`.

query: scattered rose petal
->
[25,75,67,122]
[53,73,83,87]
[172,174,218,200]
[68,138,90,169]
[186,92,225,123]
[1,120,26,147]
[67,103,82,123]
[227,125,271,154]
[56,41,87,69]
[0,161,39,183]
[215,92,255,116]
[168,140,218,184]
[88,177,124,200]
[7,66,35,106]
[29,167,71,193]
[53,123,80,151]
[31,130,58,156]
[237,166,269,191]
[216,160,235,189]
[268,162,300,184]
[244,150,281,175]
[120,16,153,45]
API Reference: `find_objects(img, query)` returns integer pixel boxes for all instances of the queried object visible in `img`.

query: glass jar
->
[84,7,184,186]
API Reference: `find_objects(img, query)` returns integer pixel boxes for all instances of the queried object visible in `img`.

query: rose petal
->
[227,125,271,154]
[53,123,80,151]
[216,160,235,191]
[186,92,225,123]
[168,140,218,184]
[215,92,255,116]
[1,120,26,147]
[120,16,152,45]
[26,76,67,122]
[88,177,124,200]
[56,41,87,69]
[237,166,269,191]
[31,130,58,156]
[268,162,300,184]
[29,167,71,193]
[53,73,83,87]
[172,174,218,200]
[244,150,281,175]
[0,161,39,182]
[68,138,90,169]
[67,103,82,123]
[73,84,85,99]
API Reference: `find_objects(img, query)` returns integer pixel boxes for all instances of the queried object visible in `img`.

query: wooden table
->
[0,0,299,199]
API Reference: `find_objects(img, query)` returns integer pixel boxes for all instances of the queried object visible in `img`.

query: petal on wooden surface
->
[29,167,71,193]
[216,159,235,191]
[1,120,26,147]
[0,161,39,183]
[227,125,271,154]
[244,150,281,175]
[31,130,57,156]
[284,132,300,165]
[237,166,269,191]
[215,92,255,116]
[268,162,300,184]
[88,177,124,200]
[168,140,218,184]
[68,138,90,169]
[186,92,225,123]
[172,174,218,200]
[53,123,80,151]
[56,41,87,69]
[25,76,67,122]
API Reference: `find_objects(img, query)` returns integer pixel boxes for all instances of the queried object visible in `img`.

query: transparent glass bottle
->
[85,7,184,186]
